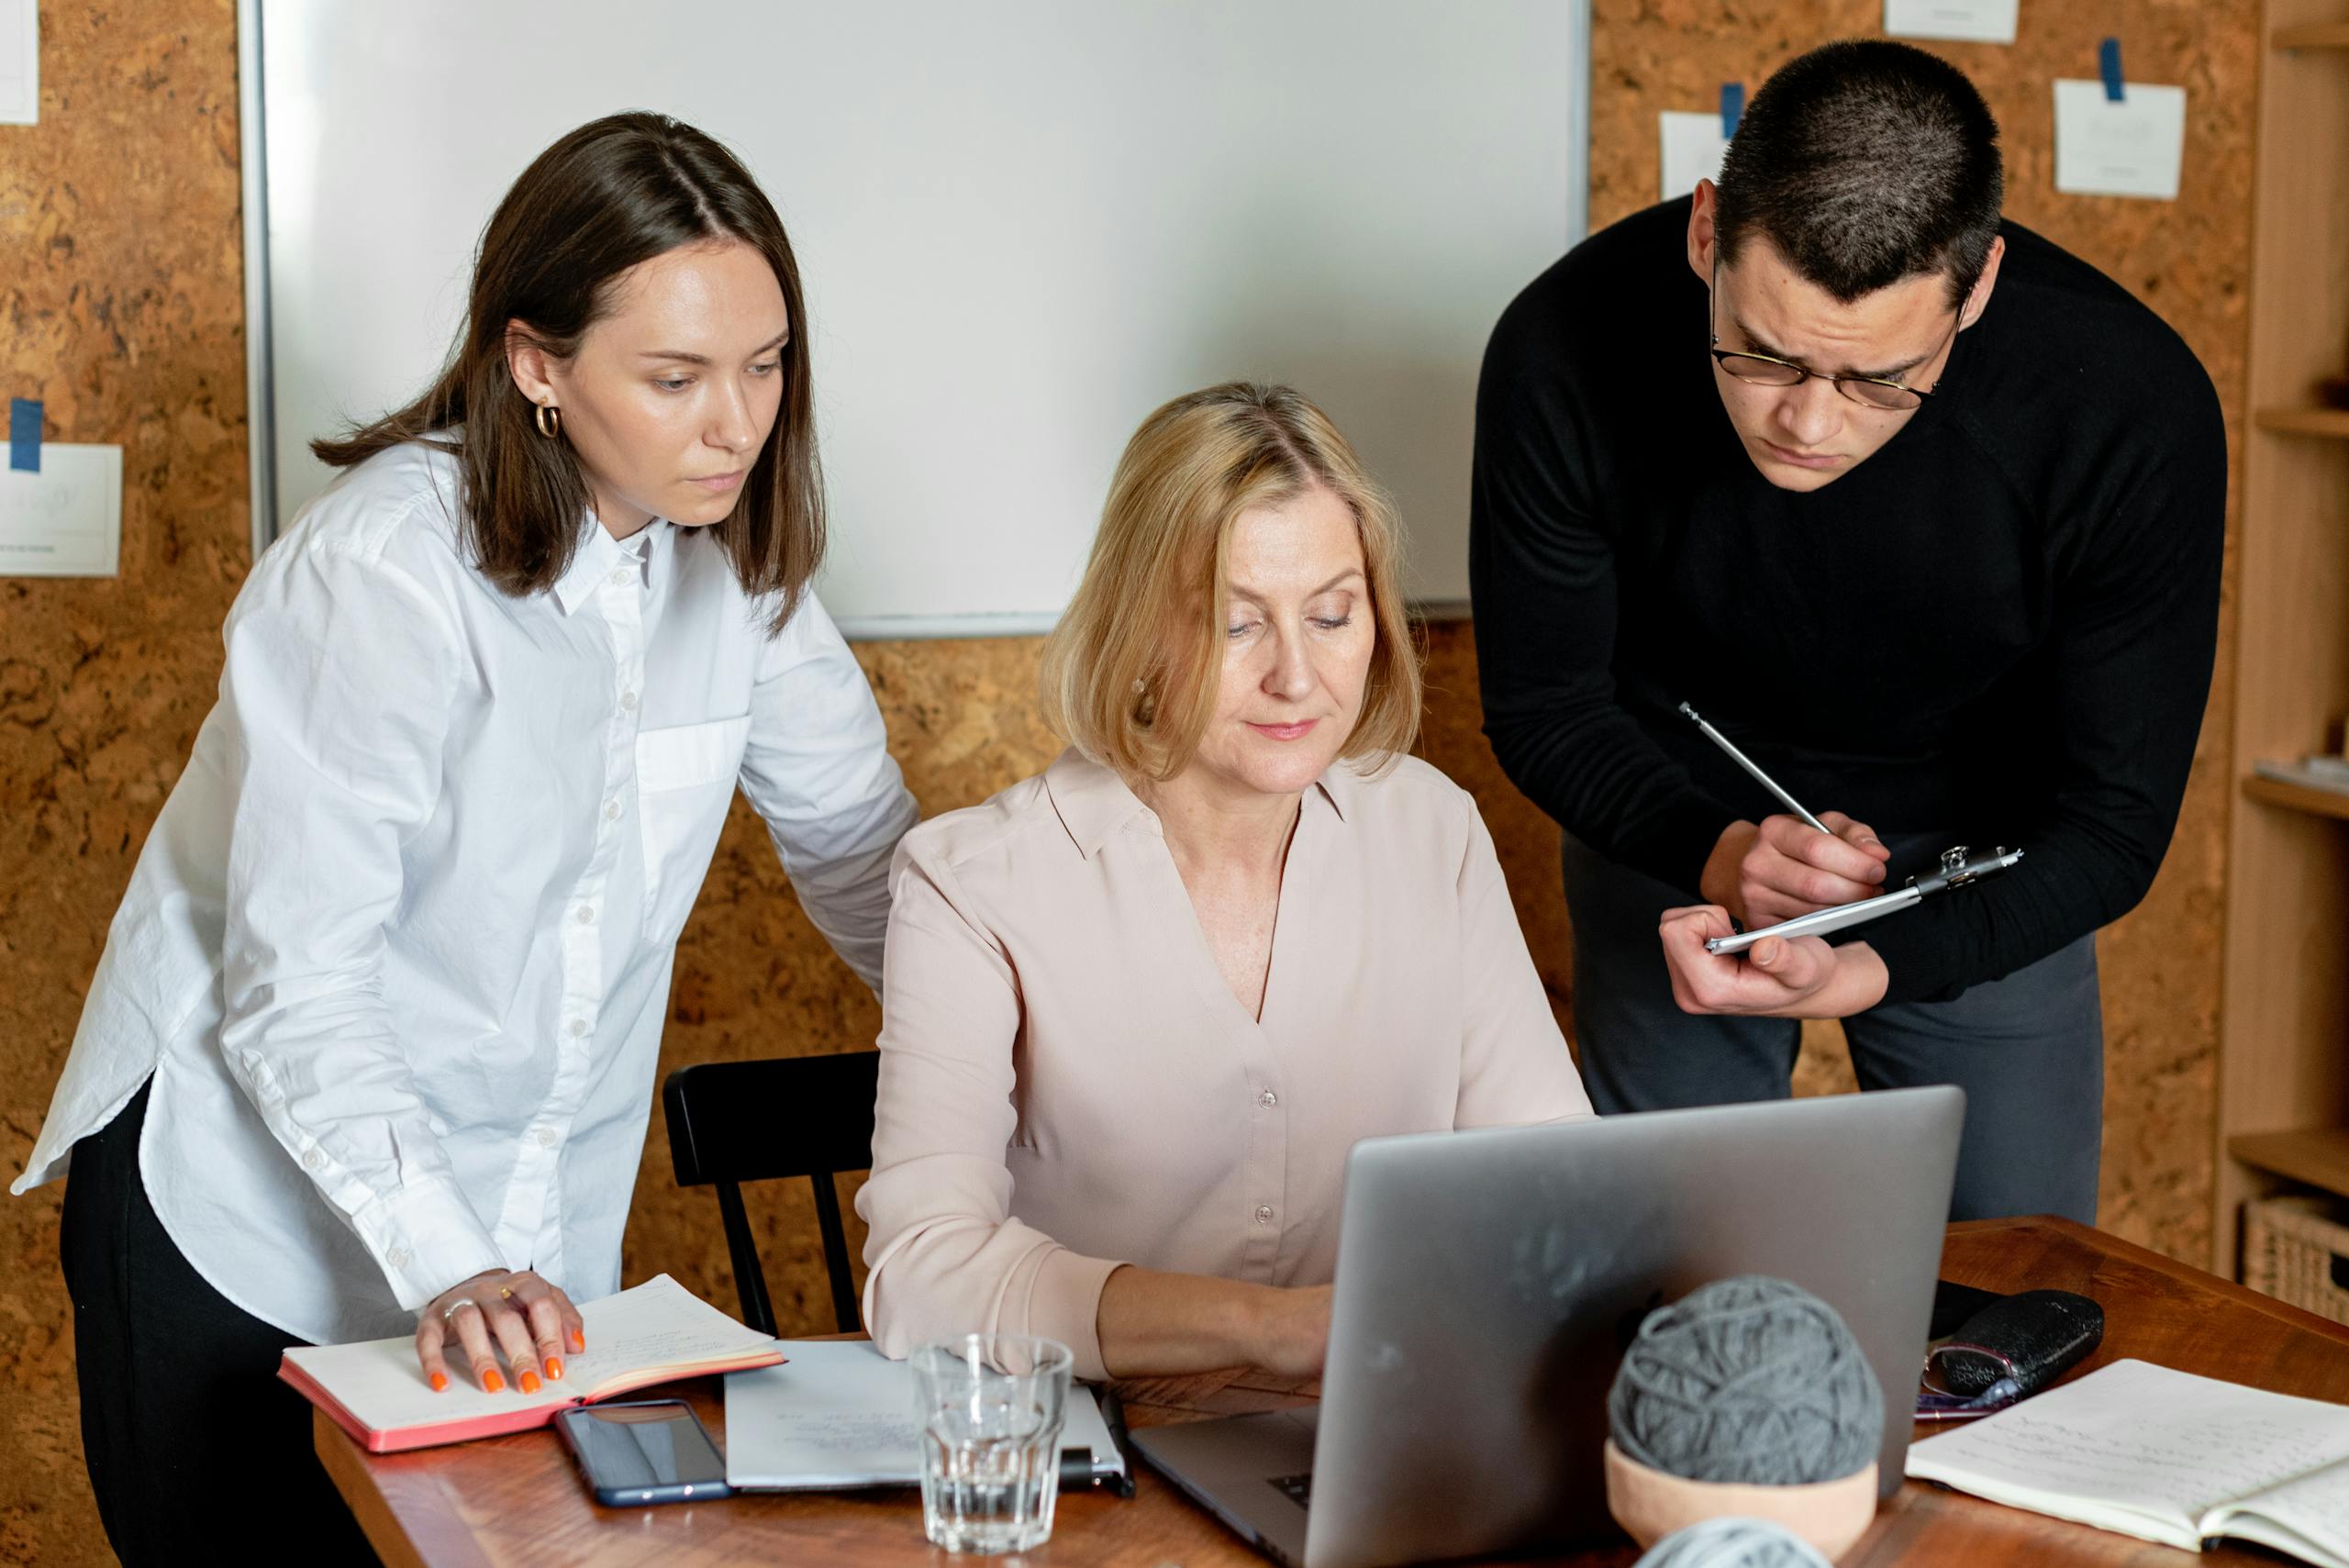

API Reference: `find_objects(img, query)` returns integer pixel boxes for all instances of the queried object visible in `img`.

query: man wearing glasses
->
[1469,39,2223,1222]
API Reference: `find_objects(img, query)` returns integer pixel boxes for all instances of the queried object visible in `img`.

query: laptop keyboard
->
[1268,1472,1313,1509]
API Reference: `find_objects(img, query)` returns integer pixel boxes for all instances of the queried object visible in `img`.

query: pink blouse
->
[856,749,1593,1379]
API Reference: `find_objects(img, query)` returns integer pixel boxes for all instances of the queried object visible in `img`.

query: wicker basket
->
[2243,1195,2349,1327]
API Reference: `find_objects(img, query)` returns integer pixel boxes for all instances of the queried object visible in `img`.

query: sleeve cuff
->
[1023,1247,1127,1383]
[1612,796,1739,900]
[348,1176,506,1311]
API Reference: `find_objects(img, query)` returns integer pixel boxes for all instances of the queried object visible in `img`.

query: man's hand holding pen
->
[1698,812,1892,929]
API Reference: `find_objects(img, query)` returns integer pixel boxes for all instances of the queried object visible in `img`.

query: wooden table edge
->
[1948,1215,2349,1347]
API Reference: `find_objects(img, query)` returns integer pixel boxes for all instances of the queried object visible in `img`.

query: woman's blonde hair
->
[1040,382,1423,781]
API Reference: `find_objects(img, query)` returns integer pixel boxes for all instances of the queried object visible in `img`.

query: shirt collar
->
[549,516,667,616]
[1042,747,1357,860]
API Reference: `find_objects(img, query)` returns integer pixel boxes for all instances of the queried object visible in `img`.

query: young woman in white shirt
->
[15,113,917,1564]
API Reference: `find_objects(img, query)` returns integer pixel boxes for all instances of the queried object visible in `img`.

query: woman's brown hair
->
[1039,382,1423,782]
[315,112,823,630]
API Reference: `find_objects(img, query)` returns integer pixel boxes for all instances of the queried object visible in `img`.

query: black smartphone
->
[553,1399,732,1507]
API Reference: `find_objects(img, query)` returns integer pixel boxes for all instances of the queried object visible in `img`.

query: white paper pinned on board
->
[1884,0,2019,45]
[2053,78,2186,200]
[0,0,36,126]
[0,444,122,577]
[1660,111,1730,202]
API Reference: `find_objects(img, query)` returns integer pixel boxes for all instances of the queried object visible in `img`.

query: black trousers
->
[1561,834,2105,1225]
[61,1081,383,1568]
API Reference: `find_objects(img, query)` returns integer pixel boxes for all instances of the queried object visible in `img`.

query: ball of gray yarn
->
[1632,1517,1835,1568]
[1608,1275,1883,1486]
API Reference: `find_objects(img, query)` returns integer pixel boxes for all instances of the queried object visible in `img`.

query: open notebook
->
[1907,1359,2349,1565]
[281,1274,783,1453]
[725,1340,1128,1489]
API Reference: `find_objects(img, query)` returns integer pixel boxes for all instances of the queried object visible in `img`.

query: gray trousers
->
[1560,835,2103,1225]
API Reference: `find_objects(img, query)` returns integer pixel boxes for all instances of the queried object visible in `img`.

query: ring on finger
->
[440,1296,482,1323]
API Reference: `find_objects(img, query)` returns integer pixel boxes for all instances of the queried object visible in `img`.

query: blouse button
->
[1254,1205,1275,1226]
[301,1148,324,1172]
[577,906,596,925]
[604,799,622,822]
[569,1019,589,1039]
[608,567,631,587]
[536,1128,559,1149]
[387,1246,411,1270]
[620,691,640,712]
[1257,1089,1278,1109]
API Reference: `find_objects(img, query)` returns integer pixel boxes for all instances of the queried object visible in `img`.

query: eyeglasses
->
[1915,1340,2024,1421]
[1708,266,1958,412]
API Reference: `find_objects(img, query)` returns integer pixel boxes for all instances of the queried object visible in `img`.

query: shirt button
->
[387,1246,411,1269]
[577,906,596,925]
[604,799,621,821]
[1254,1205,1275,1226]
[301,1148,324,1172]
[536,1128,559,1149]
[1258,1089,1278,1109]
[619,690,640,711]
[609,567,630,587]
[569,1019,589,1038]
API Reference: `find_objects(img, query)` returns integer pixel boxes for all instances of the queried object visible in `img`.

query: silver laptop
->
[1131,1086,1964,1568]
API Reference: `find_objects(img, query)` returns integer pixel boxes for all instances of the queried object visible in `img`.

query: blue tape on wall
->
[2098,39,2125,103]
[8,397,39,473]
[1720,81,1745,139]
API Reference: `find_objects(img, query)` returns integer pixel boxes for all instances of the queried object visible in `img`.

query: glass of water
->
[908,1334,1074,1553]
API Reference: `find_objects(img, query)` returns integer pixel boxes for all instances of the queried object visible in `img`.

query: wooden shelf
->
[2232,1129,2349,1199]
[2245,773,2349,820]
[2276,23,2349,48]
[2254,406,2349,438]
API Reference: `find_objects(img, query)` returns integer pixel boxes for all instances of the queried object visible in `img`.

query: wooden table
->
[320,1217,2349,1565]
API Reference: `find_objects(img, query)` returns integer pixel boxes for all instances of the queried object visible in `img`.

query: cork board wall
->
[0,3,2254,1562]
[0,3,250,1562]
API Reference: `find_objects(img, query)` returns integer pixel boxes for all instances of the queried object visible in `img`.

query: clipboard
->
[1704,845,2025,956]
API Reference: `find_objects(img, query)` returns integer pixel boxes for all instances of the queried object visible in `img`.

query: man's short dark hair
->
[1715,39,2003,306]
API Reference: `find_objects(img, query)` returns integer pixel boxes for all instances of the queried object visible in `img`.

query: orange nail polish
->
[570,1329,585,1352]
[546,1356,565,1380]
[484,1370,506,1393]
[519,1371,541,1395]
[429,1372,449,1393]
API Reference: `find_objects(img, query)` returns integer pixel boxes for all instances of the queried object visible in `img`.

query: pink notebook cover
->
[281,1346,786,1454]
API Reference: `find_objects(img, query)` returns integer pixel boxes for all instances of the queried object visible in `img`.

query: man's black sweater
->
[1469,198,2225,1005]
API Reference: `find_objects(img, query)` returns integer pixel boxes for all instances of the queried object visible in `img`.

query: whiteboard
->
[241,2,1586,636]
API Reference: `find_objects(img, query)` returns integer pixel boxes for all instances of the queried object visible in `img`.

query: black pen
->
[1097,1385,1138,1498]
[1054,1385,1139,1497]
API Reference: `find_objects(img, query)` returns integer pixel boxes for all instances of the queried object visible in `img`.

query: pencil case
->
[1928,1288,2103,1398]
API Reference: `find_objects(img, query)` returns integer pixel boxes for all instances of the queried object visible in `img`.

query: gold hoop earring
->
[534,404,561,439]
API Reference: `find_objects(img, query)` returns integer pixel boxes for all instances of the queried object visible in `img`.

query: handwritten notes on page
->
[1908,1360,2349,1553]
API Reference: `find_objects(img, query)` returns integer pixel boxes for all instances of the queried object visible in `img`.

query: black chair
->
[662,1051,880,1337]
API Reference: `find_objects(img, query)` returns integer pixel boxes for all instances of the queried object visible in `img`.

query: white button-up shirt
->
[14,441,918,1345]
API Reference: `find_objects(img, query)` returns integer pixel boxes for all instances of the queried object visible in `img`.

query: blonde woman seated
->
[856,383,1592,1381]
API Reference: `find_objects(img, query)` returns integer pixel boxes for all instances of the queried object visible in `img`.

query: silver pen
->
[1676,703,1831,835]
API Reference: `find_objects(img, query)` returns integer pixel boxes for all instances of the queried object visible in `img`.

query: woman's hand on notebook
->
[415,1268,586,1395]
